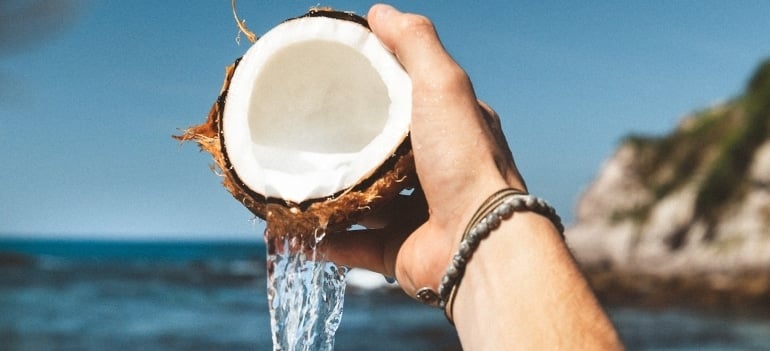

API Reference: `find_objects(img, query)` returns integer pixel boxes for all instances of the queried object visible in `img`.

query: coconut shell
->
[175,10,415,241]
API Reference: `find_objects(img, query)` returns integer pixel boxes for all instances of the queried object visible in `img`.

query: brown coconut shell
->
[174,9,416,241]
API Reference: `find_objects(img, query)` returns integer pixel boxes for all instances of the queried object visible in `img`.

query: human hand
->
[323,3,526,298]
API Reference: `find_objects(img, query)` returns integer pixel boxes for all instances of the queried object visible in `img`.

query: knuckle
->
[399,13,435,33]
[430,65,471,92]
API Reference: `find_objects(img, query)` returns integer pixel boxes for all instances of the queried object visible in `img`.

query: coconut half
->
[176,9,415,239]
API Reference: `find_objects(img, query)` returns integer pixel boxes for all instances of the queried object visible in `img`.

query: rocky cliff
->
[567,59,770,311]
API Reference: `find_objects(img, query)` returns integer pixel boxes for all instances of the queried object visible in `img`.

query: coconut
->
[175,9,415,240]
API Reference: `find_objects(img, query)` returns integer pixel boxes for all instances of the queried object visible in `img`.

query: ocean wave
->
[345,269,398,292]
[188,258,265,281]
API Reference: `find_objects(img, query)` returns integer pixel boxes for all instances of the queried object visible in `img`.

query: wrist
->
[412,188,565,316]
[442,192,563,318]
[401,177,511,303]
[452,212,566,347]
[433,175,519,244]
[450,211,621,350]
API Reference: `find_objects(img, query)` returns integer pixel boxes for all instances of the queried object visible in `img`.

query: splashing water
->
[266,232,348,351]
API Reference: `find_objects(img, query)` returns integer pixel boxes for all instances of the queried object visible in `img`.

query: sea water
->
[266,234,348,351]
[7,238,770,350]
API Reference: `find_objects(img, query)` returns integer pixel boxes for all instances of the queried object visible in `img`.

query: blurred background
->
[2,0,770,350]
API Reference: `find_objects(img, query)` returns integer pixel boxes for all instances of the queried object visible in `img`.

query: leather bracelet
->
[415,188,565,324]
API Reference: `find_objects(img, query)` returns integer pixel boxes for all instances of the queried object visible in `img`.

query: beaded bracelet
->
[415,188,565,324]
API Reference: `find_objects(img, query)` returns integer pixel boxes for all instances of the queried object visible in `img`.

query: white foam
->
[345,268,396,291]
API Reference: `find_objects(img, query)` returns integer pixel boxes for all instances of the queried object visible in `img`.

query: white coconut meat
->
[223,16,412,204]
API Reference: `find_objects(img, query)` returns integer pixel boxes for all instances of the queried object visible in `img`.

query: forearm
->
[452,212,623,350]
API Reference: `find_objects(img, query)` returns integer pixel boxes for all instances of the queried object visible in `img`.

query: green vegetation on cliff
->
[617,59,770,227]
[696,59,770,223]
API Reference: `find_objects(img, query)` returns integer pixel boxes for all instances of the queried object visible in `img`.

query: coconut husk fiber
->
[174,10,415,241]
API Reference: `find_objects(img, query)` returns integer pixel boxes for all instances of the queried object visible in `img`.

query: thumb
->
[367,4,461,84]
[366,3,497,227]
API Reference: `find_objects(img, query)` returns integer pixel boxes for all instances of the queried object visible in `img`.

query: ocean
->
[2,238,770,351]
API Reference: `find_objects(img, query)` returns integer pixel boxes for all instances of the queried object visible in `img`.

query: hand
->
[323,4,526,298]
[323,6,624,349]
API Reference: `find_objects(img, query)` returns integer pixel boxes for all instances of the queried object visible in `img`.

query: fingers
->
[357,186,428,229]
[478,100,507,154]
[368,4,458,84]
[368,4,477,119]
[322,227,409,278]
[321,229,389,274]
[477,101,515,164]
[325,188,426,275]
[368,4,517,239]
[358,5,527,298]
[478,100,526,190]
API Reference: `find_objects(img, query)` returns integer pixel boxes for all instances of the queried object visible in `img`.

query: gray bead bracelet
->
[415,188,565,324]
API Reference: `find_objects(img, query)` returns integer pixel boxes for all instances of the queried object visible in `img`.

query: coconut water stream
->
[265,229,348,351]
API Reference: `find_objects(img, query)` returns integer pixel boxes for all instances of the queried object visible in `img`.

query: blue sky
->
[2,1,769,240]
